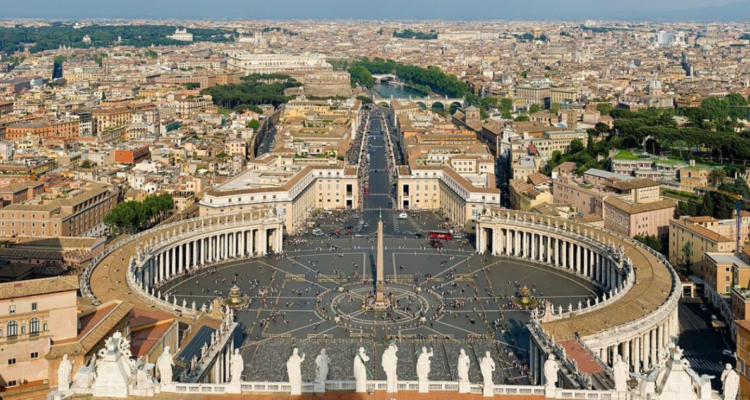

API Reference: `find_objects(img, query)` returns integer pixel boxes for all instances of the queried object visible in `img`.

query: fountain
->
[512,285,538,307]
[223,285,247,307]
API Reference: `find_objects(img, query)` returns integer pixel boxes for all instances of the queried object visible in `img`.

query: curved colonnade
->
[476,210,680,378]
[82,210,283,315]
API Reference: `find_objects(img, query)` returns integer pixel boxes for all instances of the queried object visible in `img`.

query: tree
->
[80,160,92,169]
[549,102,561,114]
[596,103,613,116]
[569,139,585,154]
[357,96,373,105]
[529,104,541,114]
[709,169,727,186]
[700,193,714,217]
[514,115,529,122]
[678,241,693,273]
[247,119,261,130]
[726,93,748,121]
[700,97,730,122]
[634,234,663,253]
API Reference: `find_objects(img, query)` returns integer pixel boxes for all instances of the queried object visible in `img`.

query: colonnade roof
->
[542,225,673,340]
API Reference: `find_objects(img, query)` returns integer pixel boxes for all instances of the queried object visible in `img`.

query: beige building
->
[200,156,359,234]
[0,183,118,238]
[602,196,676,238]
[669,216,739,280]
[0,276,78,392]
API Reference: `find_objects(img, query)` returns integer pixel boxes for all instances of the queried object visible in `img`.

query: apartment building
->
[5,119,80,141]
[0,183,118,237]
[734,320,750,399]
[515,85,551,107]
[92,107,132,135]
[669,216,739,280]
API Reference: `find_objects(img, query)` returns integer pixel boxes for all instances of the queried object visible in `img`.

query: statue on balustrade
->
[156,346,174,385]
[457,348,471,383]
[353,347,369,393]
[721,364,739,400]
[315,349,330,384]
[230,348,244,384]
[544,354,559,389]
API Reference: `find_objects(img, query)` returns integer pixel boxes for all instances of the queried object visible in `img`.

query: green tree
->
[529,104,541,114]
[700,193,714,217]
[726,93,748,121]
[247,119,261,130]
[634,234,663,253]
[349,65,374,89]
[357,96,373,104]
[596,103,613,116]
[549,102,561,114]
[514,115,529,122]
[700,96,730,122]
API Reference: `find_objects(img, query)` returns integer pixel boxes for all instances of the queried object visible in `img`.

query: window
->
[43,323,48,331]
[7,321,17,337]
[9,305,15,315]
[29,318,39,335]
[30,352,38,359]
[31,302,37,311]
[8,358,16,365]
[7,380,17,387]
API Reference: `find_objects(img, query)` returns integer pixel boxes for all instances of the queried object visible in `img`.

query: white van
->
[398,212,408,219]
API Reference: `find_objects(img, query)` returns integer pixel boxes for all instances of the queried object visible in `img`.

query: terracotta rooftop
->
[0,275,78,301]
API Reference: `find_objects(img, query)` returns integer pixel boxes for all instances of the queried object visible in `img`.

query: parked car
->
[700,304,708,311]
[398,212,408,219]
[312,229,324,236]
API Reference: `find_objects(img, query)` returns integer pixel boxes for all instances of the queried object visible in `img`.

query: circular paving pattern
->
[320,282,443,329]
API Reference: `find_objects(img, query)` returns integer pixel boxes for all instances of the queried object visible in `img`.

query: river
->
[372,83,427,99]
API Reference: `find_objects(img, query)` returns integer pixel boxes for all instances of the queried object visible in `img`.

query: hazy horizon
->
[0,0,744,21]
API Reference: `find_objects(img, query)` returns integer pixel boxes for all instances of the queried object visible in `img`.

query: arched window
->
[43,323,48,331]
[21,326,25,335]
[29,318,39,335]
[7,321,17,337]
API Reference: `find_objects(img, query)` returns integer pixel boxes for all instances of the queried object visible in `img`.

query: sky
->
[0,0,742,20]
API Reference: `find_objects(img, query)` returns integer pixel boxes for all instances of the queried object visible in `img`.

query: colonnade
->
[476,217,680,379]
[136,225,283,291]
[477,226,622,291]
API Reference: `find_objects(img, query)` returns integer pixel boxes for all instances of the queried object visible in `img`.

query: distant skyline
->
[1,0,747,21]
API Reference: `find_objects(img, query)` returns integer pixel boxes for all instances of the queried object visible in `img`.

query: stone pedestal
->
[313,382,326,393]
[545,387,556,398]
[355,380,367,393]
[418,380,429,393]
[226,382,241,394]
[483,384,493,397]
[458,381,471,394]
[290,383,302,396]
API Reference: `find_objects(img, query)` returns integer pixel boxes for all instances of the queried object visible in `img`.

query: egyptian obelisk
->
[375,210,385,303]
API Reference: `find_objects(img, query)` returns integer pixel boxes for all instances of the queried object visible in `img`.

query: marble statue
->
[416,347,434,382]
[382,343,399,393]
[315,349,331,384]
[230,349,244,384]
[613,354,628,392]
[72,357,96,389]
[721,364,739,400]
[479,351,495,397]
[457,349,471,383]
[58,354,73,391]
[544,354,559,389]
[156,346,174,385]
[287,348,305,395]
[353,347,369,393]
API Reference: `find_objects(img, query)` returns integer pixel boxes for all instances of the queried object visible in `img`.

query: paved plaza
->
[160,237,600,384]
[158,110,602,385]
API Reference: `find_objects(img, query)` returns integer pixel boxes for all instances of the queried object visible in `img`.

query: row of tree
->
[392,29,438,40]
[104,193,174,234]
[342,57,469,98]
[201,78,301,110]
[0,24,232,54]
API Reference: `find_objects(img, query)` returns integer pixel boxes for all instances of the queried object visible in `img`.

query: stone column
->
[260,228,267,256]
[506,229,511,255]
[634,336,641,372]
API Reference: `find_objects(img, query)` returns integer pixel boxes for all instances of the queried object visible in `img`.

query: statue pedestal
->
[355,380,367,393]
[418,380,429,393]
[545,387,556,398]
[458,381,471,394]
[226,382,241,394]
[290,383,302,396]
[313,382,326,393]
[483,384,493,397]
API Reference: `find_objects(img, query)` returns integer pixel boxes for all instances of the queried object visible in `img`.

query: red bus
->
[428,230,453,240]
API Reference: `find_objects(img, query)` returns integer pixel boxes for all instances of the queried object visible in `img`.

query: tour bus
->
[428,230,453,240]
